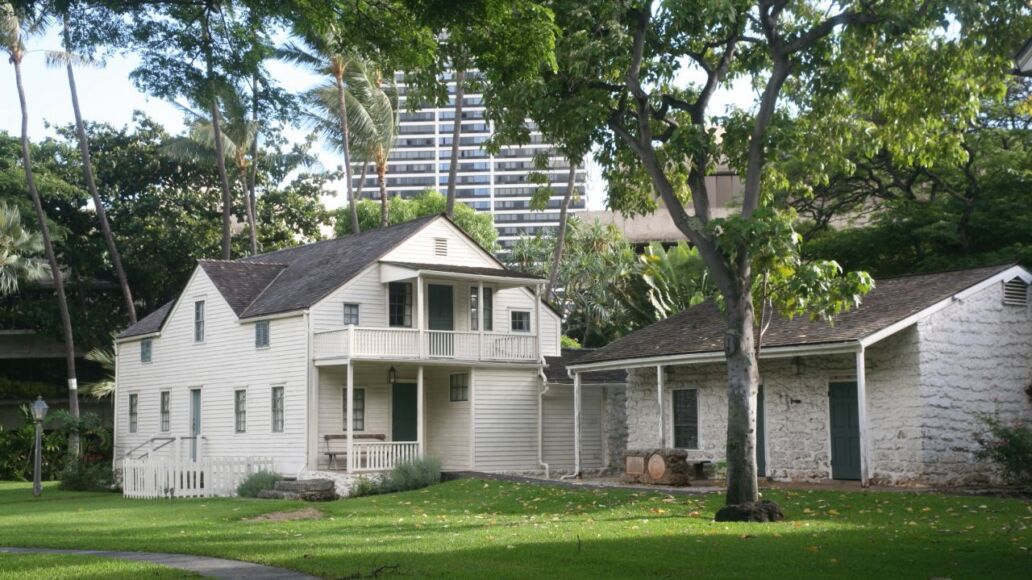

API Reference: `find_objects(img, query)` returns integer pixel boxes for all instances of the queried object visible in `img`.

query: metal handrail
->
[124,436,176,459]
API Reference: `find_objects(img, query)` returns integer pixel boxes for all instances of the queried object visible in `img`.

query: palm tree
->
[305,58,399,228]
[0,202,48,295]
[3,2,80,454]
[198,3,235,260]
[279,29,366,234]
[48,11,137,322]
[546,158,579,300]
[445,67,465,217]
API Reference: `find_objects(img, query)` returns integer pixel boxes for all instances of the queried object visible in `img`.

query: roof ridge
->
[874,263,1016,282]
[239,214,441,262]
[199,259,290,267]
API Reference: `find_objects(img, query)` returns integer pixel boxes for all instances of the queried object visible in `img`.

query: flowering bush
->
[974,414,1032,487]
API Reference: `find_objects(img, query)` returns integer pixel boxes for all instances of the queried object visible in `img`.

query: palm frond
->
[42,49,93,69]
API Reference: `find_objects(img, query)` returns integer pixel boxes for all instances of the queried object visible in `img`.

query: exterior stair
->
[257,479,337,501]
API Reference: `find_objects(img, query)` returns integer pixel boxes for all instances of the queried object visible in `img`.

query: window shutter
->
[1003,278,1029,307]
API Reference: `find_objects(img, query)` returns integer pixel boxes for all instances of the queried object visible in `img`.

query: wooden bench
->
[322,434,386,469]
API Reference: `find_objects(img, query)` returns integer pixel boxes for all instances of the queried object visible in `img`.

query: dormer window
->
[194,300,205,342]
[1003,278,1029,307]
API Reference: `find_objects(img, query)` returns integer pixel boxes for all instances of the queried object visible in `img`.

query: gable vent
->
[434,237,448,256]
[1003,278,1029,307]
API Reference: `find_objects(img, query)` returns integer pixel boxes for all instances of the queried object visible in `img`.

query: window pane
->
[483,288,493,331]
[141,339,152,363]
[343,388,365,431]
[160,391,169,432]
[450,374,469,402]
[255,321,270,347]
[272,387,284,433]
[389,282,413,327]
[673,390,699,449]
[129,394,138,433]
[343,303,360,326]
[511,311,530,332]
[469,287,479,330]
[194,301,205,342]
[235,390,247,433]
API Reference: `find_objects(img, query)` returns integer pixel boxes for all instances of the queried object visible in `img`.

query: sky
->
[0,28,757,212]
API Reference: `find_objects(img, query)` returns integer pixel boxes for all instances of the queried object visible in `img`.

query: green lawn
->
[0,553,196,579]
[0,480,1029,579]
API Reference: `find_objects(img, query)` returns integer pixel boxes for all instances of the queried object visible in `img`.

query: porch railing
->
[122,456,273,499]
[350,441,421,472]
[313,327,538,363]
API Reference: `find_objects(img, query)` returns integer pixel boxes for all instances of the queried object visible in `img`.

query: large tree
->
[483,0,1029,514]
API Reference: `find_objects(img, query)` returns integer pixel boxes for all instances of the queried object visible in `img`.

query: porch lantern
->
[387,366,398,385]
[31,396,48,497]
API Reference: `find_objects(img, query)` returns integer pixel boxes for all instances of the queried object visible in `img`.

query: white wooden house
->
[113,215,617,495]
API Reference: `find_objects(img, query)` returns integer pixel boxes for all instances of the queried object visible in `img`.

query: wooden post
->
[573,371,582,477]
[656,365,665,448]
[416,275,424,359]
[417,365,425,457]
[477,281,484,360]
[856,348,870,487]
[346,362,354,472]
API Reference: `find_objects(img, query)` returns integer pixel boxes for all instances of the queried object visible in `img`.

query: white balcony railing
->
[313,327,539,363]
[351,441,420,472]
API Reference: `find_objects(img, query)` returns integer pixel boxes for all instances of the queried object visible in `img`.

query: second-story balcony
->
[313,326,539,363]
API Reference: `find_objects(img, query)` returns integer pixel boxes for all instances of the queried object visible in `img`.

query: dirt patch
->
[245,507,324,523]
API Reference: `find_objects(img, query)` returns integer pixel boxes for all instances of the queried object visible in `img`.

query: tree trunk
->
[246,75,260,255]
[546,160,576,300]
[723,289,760,506]
[378,163,389,228]
[14,53,80,456]
[201,8,234,260]
[63,15,136,324]
[238,171,257,255]
[445,68,465,217]
[335,68,360,235]
[355,163,367,201]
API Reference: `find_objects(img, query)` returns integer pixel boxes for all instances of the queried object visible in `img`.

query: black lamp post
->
[31,396,48,497]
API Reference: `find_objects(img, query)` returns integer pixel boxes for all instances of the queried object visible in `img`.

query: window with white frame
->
[141,339,152,363]
[483,287,493,331]
[449,374,469,402]
[469,287,479,330]
[343,388,365,431]
[510,310,531,332]
[673,389,699,449]
[194,300,205,342]
[255,320,270,348]
[159,391,170,432]
[271,386,285,433]
[343,303,360,326]
[128,393,138,433]
[389,282,413,327]
[234,389,247,433]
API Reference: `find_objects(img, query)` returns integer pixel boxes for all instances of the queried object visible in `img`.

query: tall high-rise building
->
[354,71,587,254]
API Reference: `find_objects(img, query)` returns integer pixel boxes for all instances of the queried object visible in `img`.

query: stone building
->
[567,265,1032,487]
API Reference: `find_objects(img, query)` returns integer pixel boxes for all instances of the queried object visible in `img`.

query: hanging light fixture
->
[387,366,397,385]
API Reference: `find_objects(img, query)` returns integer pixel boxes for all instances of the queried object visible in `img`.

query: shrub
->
[383,456,441,493]
[58,459,114,492]
[236,470,280,498]
[348,475,382,498]
[974,414,1032,486]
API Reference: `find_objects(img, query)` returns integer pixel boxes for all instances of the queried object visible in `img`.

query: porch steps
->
[257,479,337,501]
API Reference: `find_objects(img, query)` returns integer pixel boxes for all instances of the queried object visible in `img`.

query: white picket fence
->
[122,456,273,499]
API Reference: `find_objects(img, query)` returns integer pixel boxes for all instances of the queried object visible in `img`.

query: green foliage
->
[0,201,48,295]
[975,414,1032,487]
[236,470,280,498]
[559,335,581,350]
[349,456,442,497]
[0,407,67,481]
[57,458,113,492]
[637,241,712,322]
[334,190,498,251]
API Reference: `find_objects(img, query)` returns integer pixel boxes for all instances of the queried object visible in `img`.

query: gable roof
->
[571,264,1026,368]
[198,260,287,316]
[118,301,174,339]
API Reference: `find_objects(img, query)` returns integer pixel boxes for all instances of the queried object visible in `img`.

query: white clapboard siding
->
[494,286,561,357]
[116,269,308,474]
[542,385,605,470]
[311,265,387,333]
[473,367,540,471]
[382,219,499,268]
[424,366,471,470]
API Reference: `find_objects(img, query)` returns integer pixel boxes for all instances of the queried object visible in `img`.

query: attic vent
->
[434,237,448,256]
[1003,278,1029,307]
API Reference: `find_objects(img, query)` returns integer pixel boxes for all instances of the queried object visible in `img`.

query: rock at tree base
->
[714,500,785,522]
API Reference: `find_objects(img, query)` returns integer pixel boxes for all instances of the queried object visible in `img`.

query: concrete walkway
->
[0,547,319,579]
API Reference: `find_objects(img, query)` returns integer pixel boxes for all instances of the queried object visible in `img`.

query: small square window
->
[343,303,360,326]
[449,374,469,402]
[510,310,531,332]
[141,339,152,363]
[255,320,270,348]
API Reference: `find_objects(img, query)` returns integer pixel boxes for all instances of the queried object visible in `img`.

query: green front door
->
[756,385,766,477]
[392,383,418,442]
[427,284,454,357]
[829,381,861,480]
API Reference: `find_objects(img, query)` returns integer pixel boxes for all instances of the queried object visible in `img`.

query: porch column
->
[417,365,425,456]
[856,348,870,487]
[573,371,582,477]
[477,281,484,360]
[533,284,541,358]
[346,362,354,472]
[416,274,425,358]
[656,365,665,447]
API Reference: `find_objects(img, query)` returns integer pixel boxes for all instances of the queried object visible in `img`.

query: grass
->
[0,479,1029,579]
[0,553,197,579]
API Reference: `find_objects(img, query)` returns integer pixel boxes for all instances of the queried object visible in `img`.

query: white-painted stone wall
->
[622,281,1032,486]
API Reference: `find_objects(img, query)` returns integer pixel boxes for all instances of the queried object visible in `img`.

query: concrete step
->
[274,479,334,493]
